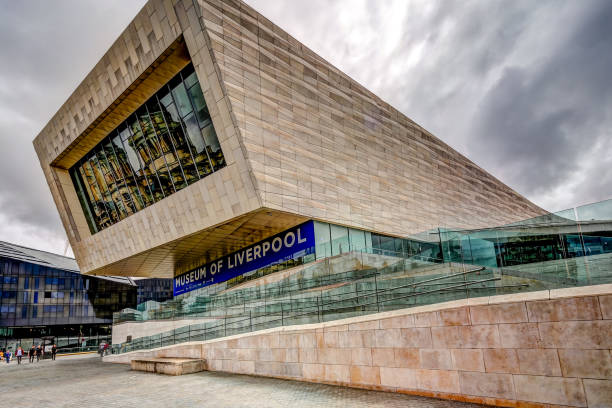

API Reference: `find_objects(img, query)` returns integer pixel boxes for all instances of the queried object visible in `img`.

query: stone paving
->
[0,355,485,407]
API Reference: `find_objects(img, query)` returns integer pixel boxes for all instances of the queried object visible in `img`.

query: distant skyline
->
[0,0,611,256]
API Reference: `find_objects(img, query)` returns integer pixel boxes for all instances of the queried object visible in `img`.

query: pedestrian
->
[4,349,11,364]
[35,345,41,362]
[51,344,57,361]
[103,342,109,356]
[15,346,23,364]
[29,345,35,363]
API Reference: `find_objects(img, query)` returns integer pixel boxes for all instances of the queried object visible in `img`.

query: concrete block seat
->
[130,357,206,375]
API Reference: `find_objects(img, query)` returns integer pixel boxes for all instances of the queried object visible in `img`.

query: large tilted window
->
[70,64,226,234]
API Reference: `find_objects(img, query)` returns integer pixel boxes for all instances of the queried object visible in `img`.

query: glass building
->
[135,278,173,304]
[0,241,137,350]
[70,63,226,233]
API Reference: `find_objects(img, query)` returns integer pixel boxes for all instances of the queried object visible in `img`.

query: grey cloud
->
[0,0,611,255]
[0,0,146,253]
[469,0,612,203]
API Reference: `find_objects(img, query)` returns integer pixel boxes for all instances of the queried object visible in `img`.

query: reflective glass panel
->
[69,63,226,233]
[126,119,165,202]
[96,146,128,220]
[162,101,199,184]
[171,81,193,118]
[181,112,212,177]
[147,98,186,190]
[113,130,151,208]
[102,139,137,216]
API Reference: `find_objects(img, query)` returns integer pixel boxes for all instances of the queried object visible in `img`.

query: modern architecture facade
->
[32,2,612,406]
[0,241,136,350]
[135,278,173,304]
[0,241,176,350]
[34,0,544,284]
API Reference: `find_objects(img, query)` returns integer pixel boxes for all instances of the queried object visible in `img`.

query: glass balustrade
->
[112,198,612,354]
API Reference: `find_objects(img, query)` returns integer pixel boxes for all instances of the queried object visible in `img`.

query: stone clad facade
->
[106,287,612,407]
[34,0,542,278]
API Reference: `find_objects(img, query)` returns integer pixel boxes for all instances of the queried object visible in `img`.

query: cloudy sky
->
[0,0,611,256]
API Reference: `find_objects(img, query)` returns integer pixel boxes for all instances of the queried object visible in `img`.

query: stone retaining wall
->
[106,285,612,407]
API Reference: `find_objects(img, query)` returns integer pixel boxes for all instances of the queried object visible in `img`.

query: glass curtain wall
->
[70,63,226,234]
[0,257,137,347]
[0,258,136,329]
[438,199,612,270]
[136,279,173,304]
[313,221,441,260]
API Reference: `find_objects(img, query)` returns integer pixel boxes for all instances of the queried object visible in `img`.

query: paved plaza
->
[0,355,485,407]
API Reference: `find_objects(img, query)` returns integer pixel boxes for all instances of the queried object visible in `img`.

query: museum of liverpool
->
[32,0,611,405]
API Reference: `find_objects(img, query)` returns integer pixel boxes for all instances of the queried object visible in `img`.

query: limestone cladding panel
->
[195,0,544,236]
[33,0,261,274]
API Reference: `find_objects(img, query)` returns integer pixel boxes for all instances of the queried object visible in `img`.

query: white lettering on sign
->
[297,227,307,244]
[284,231,295,247]
[272,237,282,252]
[174,221,314,296]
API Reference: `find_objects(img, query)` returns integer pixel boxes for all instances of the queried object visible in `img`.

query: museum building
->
[34,0,543,294]
[28,3,612,406]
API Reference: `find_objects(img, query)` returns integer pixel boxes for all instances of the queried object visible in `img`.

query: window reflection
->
[70,63,226,233]
[147,98,187,190]
[102,140,137,216]
[114,129,153,208]
[126,119,165,202]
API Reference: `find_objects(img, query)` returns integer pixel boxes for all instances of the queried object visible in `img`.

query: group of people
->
[1,344,58,364]
[98,342,109,357]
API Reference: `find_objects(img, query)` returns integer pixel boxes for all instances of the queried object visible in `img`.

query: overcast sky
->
[0,0,611,257]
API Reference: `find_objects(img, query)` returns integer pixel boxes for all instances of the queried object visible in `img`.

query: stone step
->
[130,357,206,376]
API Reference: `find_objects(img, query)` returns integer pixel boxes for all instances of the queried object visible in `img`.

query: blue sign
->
[173,221,315,296]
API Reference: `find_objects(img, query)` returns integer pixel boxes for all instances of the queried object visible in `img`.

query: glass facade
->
[0,255,137,349]
[439,199,612,269]
[136,278,173,304]
[70,63,226,233]
[313,221,442,261]
[164,222,440,303]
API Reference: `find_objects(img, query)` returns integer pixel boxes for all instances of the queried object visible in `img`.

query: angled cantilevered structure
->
[34,0,543,284]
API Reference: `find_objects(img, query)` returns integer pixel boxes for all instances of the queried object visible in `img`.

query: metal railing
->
[114,248,442,324]
[114,253,590,355]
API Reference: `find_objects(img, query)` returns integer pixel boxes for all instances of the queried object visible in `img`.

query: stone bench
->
[130,357,206,376]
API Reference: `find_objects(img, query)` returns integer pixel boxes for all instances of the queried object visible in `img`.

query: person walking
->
[15,346,23,364]
[4,349,11,364]
[28,345,35,363]
[51,344,57,361]
[35,345,41,362]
